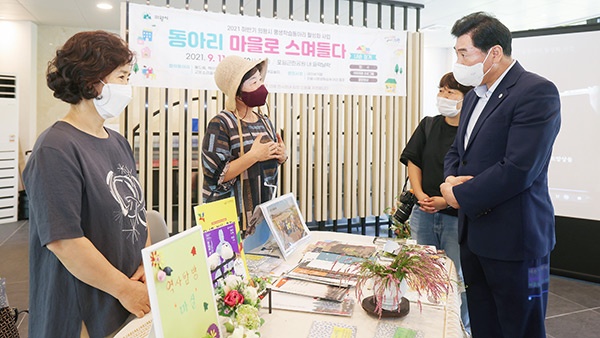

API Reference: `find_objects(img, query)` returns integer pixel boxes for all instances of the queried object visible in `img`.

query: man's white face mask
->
[453,49,493,87]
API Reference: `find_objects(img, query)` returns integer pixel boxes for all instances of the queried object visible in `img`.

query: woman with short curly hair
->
[24,30,150,337]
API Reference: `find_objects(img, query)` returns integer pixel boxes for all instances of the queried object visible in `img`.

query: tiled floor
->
[2,219,600,338]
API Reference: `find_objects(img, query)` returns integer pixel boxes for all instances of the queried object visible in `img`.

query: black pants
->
[461,243,549,338]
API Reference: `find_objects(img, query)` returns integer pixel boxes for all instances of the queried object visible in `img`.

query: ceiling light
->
[97,3,113,10]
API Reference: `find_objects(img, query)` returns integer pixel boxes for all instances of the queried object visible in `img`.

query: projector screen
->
[512,25,600,221]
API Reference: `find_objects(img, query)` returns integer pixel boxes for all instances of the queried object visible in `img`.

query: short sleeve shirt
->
[400,115,458,198]
[23,121,148,337]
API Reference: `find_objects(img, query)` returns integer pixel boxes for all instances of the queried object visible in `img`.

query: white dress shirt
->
[464,59,517,148]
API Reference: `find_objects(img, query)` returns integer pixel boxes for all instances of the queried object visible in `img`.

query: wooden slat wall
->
[122,1,424,233]
[343,95,354,220]
[328,95,341,222]
[371,96,382,218]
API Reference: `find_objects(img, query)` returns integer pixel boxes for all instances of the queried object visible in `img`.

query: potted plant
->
[354,244,451,318]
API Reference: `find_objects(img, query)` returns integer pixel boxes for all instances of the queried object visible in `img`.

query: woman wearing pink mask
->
[202,56,287,234]
[400,72,473,335]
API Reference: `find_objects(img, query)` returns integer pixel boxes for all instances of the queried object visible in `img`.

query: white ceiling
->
[1,0,600,47]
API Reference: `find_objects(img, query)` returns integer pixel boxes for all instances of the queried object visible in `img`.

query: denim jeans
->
[409,205,471,335]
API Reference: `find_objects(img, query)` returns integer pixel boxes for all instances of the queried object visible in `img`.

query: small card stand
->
[259,287,273,314]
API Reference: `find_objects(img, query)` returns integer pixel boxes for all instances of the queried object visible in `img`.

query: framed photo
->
[250,193,311,260]
[194,197,250,286]
[142,226,221,338]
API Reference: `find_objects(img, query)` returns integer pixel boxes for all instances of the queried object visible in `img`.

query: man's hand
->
[440,175,473,209]
[445,175,473,185]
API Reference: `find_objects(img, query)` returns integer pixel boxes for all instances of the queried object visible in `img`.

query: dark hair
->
[451,12,512,56]
[46,30,134,104]
[439,72,473,96]
[236,66,260,96]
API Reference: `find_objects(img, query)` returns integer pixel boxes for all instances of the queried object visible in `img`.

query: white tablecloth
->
[258,231,465,338]
[115,231,465,338]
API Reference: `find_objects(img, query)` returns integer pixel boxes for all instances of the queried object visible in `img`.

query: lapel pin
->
[499,93,504,98]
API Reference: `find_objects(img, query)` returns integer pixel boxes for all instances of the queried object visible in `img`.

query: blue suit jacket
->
[444,61,561,261]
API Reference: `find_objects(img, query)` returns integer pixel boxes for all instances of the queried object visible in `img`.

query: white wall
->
[422,46,455,118]
[0,20,37,165]
[0,22,113,192]
[36,26,94,135]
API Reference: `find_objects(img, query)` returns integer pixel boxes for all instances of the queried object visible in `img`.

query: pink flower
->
[224,290,245,307]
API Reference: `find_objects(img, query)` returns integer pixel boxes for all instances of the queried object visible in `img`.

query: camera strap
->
[236,115,248,232]
[423,116,434,140]
[401,176,410,193]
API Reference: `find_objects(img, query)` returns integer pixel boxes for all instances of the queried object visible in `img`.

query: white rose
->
[224,274,243,290]
[242,286,259,304]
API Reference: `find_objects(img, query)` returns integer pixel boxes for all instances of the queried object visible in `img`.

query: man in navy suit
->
[440,12,561,338]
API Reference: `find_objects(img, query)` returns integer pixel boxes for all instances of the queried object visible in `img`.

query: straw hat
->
[214,55,268,112]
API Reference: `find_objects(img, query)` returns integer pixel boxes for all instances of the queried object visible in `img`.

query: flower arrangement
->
[209,275,268,338]
[354,244,451,318]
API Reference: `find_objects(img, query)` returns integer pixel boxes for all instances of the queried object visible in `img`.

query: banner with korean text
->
[127,3,407,96]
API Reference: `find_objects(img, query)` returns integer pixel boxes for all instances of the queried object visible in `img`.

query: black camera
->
[393,189,418,224]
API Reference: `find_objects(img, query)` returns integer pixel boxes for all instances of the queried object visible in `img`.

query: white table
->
[116,231,465,338]
[258,231,465,338]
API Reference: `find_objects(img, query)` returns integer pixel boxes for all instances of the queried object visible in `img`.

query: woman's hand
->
[419,196,449,213]
[275,134,288,164]
[415,192,436,213]
[130,264,146,283]
[116,280,151,318]
[46,237,151,318]
[248,134,279,162]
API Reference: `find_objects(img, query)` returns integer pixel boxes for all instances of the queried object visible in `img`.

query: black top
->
[400,115,458,216]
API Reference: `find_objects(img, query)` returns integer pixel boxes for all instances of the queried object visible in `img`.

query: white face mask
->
[93,81,132,120]
[436,97,462,117]
[452,49,493,87]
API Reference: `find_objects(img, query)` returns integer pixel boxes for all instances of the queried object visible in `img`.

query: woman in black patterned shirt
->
[201,56,287,233]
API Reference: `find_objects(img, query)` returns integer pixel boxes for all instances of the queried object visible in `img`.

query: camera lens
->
[393,204,412,224]
[393,190,418,224]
